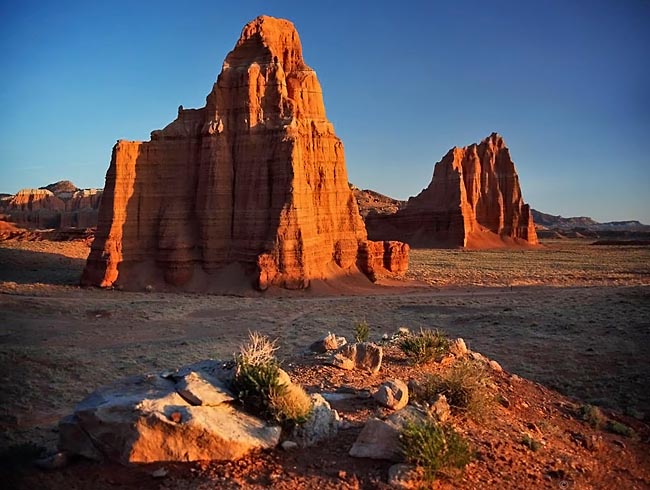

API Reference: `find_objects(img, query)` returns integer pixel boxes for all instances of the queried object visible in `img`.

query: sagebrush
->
[399,328,450,364]
[231,331,312,424]
[400,416,472,484]
[412,359,493,420]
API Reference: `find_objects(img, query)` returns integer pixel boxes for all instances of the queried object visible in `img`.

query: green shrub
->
[579,404,605,429]
[231,331,312,424]
[412,359,492,420]
[400,417,472,483]
[354,320,370,342]
[399,328,450,364]
[521,434,542,451]
[606,420,634,437]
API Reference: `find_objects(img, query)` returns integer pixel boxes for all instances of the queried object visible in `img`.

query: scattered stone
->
[34,451,70,471]
[151,467,168,478]
[374,379,409,410]
[281,441,299,451]
[489,360,503,372]
[291,394,340,447]
[388,464,421,489]
[449,338,468,357]
[498,395,511,408]
[328,342,383,373]
[349,406,426,461]
[175,371,234,406]
[321,392,356,403]
[429,394,451,423]
[58,370,281,464]
[309,333,347,353]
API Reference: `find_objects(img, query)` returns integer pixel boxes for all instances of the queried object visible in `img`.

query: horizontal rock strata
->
[82,15,408,291]
[365,133,538,248]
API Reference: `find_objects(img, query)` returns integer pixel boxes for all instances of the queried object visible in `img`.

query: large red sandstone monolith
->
[82,16,408,291]
[366,133,538,248]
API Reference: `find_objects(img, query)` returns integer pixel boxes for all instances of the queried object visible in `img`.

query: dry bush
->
[269,383,313,424]
[400,416,472,484]
[237,331,279,367]
[413,359,493,420]
[399,328,450,365]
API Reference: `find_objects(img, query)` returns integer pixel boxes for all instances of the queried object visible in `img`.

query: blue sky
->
[1,0,648,222]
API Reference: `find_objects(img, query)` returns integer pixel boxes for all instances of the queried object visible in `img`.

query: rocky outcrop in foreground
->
[82,15,408,291]
[0,181,102,229]
[365,133,538,248]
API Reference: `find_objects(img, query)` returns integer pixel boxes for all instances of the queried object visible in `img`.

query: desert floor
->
[0,238,649,456]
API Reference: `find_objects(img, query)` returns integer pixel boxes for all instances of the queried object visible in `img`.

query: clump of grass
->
[521,434,542,452]
[400,416,472,484]
[605,420,634,437]
[231,331,312,425]
[268,383,313,424]
[354,320,370,342]
[579,404,606,429]
[412,359,493,420]
[399,328,450,364]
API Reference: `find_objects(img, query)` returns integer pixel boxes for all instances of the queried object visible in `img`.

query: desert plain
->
[1,237,649,488]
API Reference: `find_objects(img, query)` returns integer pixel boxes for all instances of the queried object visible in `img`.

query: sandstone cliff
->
[82,15,408,291]
[365,133,538,248]
[0,182,103,229]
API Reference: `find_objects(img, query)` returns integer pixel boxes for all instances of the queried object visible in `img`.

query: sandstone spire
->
[82,16,408,291]
[366,133,538,248]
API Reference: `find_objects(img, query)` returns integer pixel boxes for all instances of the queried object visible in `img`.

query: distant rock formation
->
[0,181,102,229]
[82,15,408,291]
[365,133,538,248]
[350,185,406,218]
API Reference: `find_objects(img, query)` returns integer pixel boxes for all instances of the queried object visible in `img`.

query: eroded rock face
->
[0,184,103,229]
[365,133,538,248]
[82,15,407,291]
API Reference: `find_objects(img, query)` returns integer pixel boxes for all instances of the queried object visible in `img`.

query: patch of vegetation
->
[400,416,472,484]
[521,434,542,451]
[354,320,370,343]
[268,383,313,425]
[231,331,312,425]
[399,328,450,365]
[605,420,634,437]
[578,404,606,429]
[412,359,493,420]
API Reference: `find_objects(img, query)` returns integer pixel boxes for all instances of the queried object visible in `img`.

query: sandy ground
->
[0,238,649,457]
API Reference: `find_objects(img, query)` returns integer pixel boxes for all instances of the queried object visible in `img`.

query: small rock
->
[350,406,426,461]
[449,338,468,357]
[388,464,420,489]
[498,395,511,408]
[175,371,235,406]
[489,360,503,372]
[151,467,168,478]
[328,342,383,373]
[309,333,347,353]
[35,452,70,471]
[374,379,409,410]
[281,441,299,451]
[291,394,340,447]
[430,394,451,423]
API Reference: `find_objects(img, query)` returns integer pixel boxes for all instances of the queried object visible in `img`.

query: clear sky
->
[1,0,648,222]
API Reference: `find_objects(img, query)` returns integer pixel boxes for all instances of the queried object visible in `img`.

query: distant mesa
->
[361,133,539,249]
[82,15,409,292]
[0,181,102,230]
